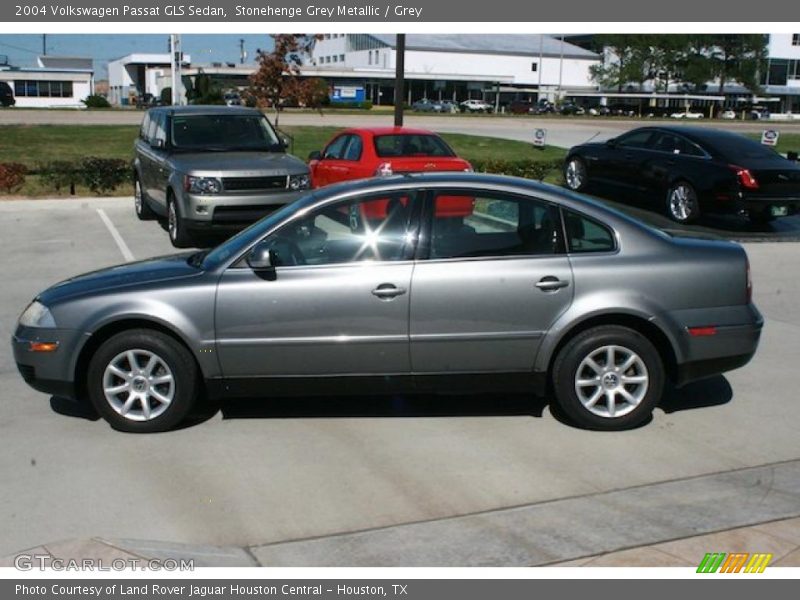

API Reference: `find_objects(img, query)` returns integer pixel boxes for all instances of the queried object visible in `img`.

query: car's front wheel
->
[167,195,194,248]
[134,176,156,221]
[552,325,664,430]
[666,181,700,224]
[87,329,199,433]
[564,156,588,192]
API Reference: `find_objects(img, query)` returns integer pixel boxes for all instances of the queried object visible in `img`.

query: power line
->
[0,40,40,55]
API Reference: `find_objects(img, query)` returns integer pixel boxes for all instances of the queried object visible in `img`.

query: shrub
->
[82,95,112,109]
[80,157,131,195]
[470,158,563,182]
[38,160,81,195]
[0,162,27,193]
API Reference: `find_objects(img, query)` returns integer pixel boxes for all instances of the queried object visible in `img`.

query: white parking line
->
[96,208,135,262]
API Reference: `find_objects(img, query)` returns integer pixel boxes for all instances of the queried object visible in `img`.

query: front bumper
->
[12,327,85,399]
[182,190,307,227]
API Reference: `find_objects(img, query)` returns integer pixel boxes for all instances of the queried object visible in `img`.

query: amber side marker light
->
[688,327,717,337]
[29,341,59,352]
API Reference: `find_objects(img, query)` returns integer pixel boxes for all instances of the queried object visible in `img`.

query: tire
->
[87,329,199,433]
[564,156,588,192]
[167,194,194,248]
[665,181,700,224]
[134,176,156,221]
[552,325,664,430]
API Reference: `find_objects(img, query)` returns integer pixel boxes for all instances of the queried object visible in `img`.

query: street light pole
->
[394,34,406,127]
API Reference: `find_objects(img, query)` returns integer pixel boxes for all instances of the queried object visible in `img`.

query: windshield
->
[171,113,282,152]
[374,134,456,158]
[201,193,319,269]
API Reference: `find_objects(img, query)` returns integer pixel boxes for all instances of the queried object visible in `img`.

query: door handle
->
[372,284,407,299]
[536,277,569,292]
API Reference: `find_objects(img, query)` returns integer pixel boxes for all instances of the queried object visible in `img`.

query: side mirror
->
[151,138,164,150]
[605,138,617,148]
[308,150,322,161]
[246,242,276,272]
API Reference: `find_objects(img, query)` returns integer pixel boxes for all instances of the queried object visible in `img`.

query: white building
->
[307,34,600,105]
[108,53,191,106]
[763,33,800,112]
[0,56,93,108]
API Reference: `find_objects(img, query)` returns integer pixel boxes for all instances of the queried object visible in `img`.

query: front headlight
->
[19,301,56,328]
[184,175,222,195]
[288,173,311,191]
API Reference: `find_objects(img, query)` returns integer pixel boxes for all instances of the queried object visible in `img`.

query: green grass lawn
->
[0,124,565,197]
[744,132,800,155]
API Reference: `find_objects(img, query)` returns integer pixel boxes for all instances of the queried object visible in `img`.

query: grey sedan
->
[13,173,763,432]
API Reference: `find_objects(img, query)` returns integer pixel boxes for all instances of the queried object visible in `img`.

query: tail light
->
[730,164,759,190]
[375,162,394,177]
[746,255,752,303]
[464,163,474,173]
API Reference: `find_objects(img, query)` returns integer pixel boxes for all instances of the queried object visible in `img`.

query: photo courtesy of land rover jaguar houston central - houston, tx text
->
[13,174,763,433]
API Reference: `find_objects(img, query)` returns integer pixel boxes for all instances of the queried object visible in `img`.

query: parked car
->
[719,109,738,120]
[533,100,555,114]
[670,110,704,119]
[509,100,534,114]
[133,106,310,248]
[223,92,242,106]
[436,100,459,114]
[411,98,437,112]
[308,127,472,188]
[560,102,586,116]
[607,104,637,117]
[0,81,15,107]
[564,126,800,224]
[588,106,611,117]
[13,172,763,433]
[460,99,493,113]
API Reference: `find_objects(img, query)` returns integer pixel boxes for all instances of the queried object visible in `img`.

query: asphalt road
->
[3,108,800,149]
[0,195,798,559]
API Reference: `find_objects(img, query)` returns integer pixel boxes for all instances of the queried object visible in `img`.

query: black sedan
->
[564,126,800,224]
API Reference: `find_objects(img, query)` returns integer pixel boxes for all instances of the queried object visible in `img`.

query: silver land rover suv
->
[133,105,311,247]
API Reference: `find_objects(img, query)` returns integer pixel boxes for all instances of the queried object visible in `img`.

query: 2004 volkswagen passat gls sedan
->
[13,174,763,432]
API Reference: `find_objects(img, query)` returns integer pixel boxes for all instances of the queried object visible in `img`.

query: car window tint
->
[323,135,349,160]
[374,134,456,158]
[263,191,418,266]
[343,135,363,161]
[140,113,151,141]
[564,210,616,253]
[428,191,561,259]
[617,130,654,149]
[153,113,167,145]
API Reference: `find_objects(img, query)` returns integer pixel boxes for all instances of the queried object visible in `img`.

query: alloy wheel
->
[565,158,586,190]
[168,201,177,242]
[102,349,175,422]
[574,344,649,418]
[134,180,143,215]
[668,184,697,222]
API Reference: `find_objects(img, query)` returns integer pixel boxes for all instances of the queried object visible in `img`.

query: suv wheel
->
[167,195,193,248]
[564,157,588,191]
[666,181,700,224]
[87,329,199,433]
[552,325,664,430]
[134,177,156,221]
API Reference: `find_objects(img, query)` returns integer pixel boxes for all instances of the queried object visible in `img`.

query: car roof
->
[148,105,262,117]
[629,125,752,146]
[342,126,440,136]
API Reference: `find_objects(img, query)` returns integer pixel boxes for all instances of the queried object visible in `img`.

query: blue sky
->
[0,35,276,78]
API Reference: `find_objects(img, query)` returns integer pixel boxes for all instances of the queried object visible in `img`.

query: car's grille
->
[213,205,283,223]
[17,363,35,382]
[222,176,287,192]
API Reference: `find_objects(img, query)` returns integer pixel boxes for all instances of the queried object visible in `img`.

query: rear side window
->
[139,113,151,141]
[342,135,363,161]
[564,210,616,253]
[617,130,653,149]
[374,134,455,158]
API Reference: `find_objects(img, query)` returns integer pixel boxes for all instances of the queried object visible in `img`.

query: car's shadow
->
[48,375,732,430]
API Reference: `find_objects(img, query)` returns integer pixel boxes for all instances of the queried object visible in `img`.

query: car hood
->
[169,151,307,174]
[38,253,203,305]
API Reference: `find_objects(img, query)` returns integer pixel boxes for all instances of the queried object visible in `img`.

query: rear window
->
[712,135,781,161]
[374,134,456,158]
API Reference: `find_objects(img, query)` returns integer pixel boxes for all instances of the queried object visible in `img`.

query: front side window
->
[564,210,616,253]
[427,191,561,260]
[322,135,349,159]
[170,114,281,151]
[617,130,654,149]
[259,191,419,267]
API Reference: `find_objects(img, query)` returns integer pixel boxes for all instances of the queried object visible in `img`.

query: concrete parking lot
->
[0,195,799,564]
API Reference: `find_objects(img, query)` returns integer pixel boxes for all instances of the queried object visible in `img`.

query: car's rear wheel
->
[167,195,194,248]
[134,177,156,221]
[87,329,199,433]
[666,181,700,224]
[552,325,664,430]
[564,156,588,191]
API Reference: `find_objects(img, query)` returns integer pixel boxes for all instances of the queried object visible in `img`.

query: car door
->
[409,189,574,373]
[214,189,421,378]
[312,134,350,187]
[148,111,170,207]
[603,129,656,190]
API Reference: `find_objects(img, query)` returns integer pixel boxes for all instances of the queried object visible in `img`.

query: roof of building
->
[37,56,93,71]
[368,34,598,59]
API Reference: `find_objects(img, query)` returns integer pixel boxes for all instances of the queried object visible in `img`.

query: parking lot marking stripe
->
[96,208,135,262]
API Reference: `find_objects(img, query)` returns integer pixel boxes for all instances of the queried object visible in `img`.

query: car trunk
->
[735,158,800,196]
[386,156,471,175]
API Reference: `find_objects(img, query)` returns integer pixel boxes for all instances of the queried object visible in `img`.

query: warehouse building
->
[0,55,94,108]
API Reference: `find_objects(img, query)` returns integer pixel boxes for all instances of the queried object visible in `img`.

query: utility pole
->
[394,34,405,127]
[42,34,46,56]
[239,38,246,64]
[557,35,564,103]
[537,34,543,102]
[170,34,183,106]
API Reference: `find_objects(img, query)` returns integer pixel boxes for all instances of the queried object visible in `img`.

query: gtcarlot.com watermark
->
[14,554,194,571]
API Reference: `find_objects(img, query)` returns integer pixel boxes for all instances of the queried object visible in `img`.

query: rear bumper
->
[738,194,800,216]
